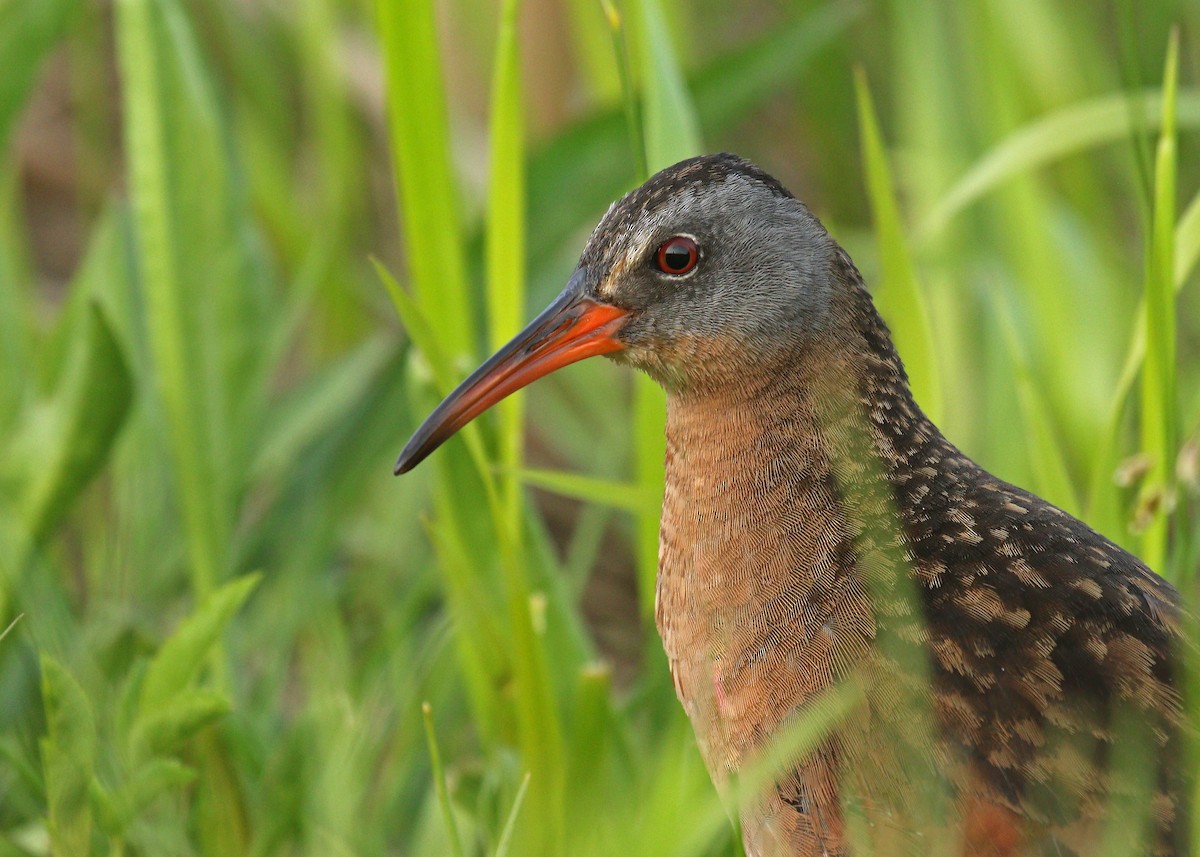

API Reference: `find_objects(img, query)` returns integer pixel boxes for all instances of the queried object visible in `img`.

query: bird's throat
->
[653,290,941,780]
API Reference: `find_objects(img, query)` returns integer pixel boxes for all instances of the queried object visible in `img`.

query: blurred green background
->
[1,0,1199,854]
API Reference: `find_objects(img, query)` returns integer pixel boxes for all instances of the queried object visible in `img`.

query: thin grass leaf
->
[374,260,493,481]
[494,772,532,857]
[1088,184,1200,537]
[1176,187,1200,289]
[486,0,526,523]
[854,68,942,422]
[422,702,464,857]
[601,0,647,182]
[376,0,474,356]
[512,467,655,514]
[1138,31,1179,575]
[0,613,22,643]
[924,88,1200,236]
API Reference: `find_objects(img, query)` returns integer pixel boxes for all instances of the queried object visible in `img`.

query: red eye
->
[655,236,699,275]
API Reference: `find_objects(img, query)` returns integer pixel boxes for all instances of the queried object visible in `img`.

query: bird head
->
[395,153,841,474]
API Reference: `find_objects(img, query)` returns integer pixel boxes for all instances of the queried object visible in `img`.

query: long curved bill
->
[395,274,630,474]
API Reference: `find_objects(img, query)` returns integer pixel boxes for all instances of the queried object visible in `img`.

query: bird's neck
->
[663,277,939,493]
[656,277,948,773]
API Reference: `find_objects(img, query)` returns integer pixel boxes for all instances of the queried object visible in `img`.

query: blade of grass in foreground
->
[1138,31,1179,576]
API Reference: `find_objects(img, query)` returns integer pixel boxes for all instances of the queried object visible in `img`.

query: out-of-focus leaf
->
[131,689,231,757]
[137,574,259,715]
[854,69,942,423]
[995,296,1080,515]
[512,468,654,514]
[249,335,394,483]
[375,0,474,356]
[925,89,1200,235]
[0,0,78,152]
[93,758,195,837]
[40,656,95,857]
[22,303,133,545]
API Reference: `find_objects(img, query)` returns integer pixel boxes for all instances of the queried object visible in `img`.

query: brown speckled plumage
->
[396,154,1193,856]
[657,243,1187,855]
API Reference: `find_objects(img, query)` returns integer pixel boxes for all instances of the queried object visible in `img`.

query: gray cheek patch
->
[578,158,836,347]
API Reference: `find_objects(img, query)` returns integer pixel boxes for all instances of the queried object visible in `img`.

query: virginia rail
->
[395,154,1190,856]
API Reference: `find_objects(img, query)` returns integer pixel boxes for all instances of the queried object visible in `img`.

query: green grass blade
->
[512,468,655,513]
[137,573,260,716]
[115,0,233,598]
[376,0,474,357]
[1088,184,1200,538]
[601,0,647,181]
[854,68,942,422]
[924,88,1200,235]
[1137,31,1179,575]
[422,701,465,857]
[494,772,532,857]
[995,295,1081,515]
[634,0,701,171]
[486,0,526,522]
[1175,187,1200,289]
[375,260,494,479]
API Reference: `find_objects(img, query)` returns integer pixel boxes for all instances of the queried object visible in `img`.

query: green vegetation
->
[0,0,1198,854]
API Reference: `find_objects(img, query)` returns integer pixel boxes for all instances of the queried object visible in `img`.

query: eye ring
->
[655,236,699,276]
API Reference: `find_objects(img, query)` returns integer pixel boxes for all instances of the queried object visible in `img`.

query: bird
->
[394,153,1191,856]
